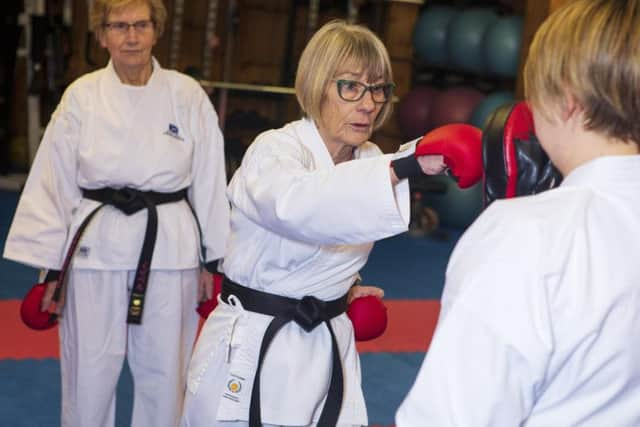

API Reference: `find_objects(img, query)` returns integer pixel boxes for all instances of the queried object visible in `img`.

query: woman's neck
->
[330,144,355,164]
[316,121,356,164]
[558,130,640,176]
[113,61,153,86]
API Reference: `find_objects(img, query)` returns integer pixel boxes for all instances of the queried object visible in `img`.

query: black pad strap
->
[391,155,423,180]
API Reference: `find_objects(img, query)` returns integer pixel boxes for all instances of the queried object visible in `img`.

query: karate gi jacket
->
[187,118,411,425]
[4,58,229,271]
[397,155,640,427]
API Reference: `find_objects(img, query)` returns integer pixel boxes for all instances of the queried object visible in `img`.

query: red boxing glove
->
[415,123,483,189]
[196,272,224,319]
[21,283,59,330]
[347,295,388,341]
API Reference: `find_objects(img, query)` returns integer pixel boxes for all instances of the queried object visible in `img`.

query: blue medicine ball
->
[421,175,483,229]
[413,6,458,68]
[447,8,499,75]
[483,15,524,78]
[469,91,516,129]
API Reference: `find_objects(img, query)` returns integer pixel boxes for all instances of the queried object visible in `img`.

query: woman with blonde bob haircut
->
[181,19,450,427]
[295,20,395,130]
[396,0,640,426]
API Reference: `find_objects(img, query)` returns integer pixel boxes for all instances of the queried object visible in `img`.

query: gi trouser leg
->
[59,268,199,427]
[128,269,199,427]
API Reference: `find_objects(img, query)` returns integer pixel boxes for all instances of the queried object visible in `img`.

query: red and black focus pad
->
[482,101,562,206]
[20,283,59,330]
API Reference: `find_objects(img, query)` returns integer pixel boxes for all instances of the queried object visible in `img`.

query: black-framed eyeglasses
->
[103,19,154,34]
[335,79,395,104]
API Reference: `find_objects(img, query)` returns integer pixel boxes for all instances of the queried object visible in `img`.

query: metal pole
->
[168,0,185,70]
[202,0,219,79]
[307,0,319,40]
[216,0,237,130]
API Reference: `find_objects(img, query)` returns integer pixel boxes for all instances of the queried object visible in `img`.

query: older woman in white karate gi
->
[3,0,229,426]
[179,19,477,427]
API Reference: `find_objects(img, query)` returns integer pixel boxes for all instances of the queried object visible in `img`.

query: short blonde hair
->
[524,0,640,144]
[295,20,394,130]
[90,0,167,39]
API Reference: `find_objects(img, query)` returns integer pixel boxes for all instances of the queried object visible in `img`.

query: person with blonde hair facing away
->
[3,0,229,426]
[396,0,640,425]
[180,19,481,427]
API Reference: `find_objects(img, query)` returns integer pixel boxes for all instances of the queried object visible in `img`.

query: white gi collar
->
[561,155,640,190]
[296,118,363,166]
[105,56,162,89]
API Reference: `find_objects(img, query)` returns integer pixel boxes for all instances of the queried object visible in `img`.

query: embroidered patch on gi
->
[164,123,184,141]
[77,246,90,258]
[227,378,242,393]
[222,373,245,403]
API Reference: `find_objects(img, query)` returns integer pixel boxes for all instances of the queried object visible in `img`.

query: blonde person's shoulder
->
[357,141,384,158]
[237,120,318,173]
[159,68,209,102]
[245,122,302,157]
[473,189,571,235]
[63,68,105,96]
[164,68,201,88]
[455,186,585,267]
[50,69,106,116]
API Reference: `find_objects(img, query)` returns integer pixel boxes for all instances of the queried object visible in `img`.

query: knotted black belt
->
[221,277,349,427]
[79,187,188,324]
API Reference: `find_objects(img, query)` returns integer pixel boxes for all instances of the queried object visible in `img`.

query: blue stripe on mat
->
[361,352,426,426]
[361,230,462,300]
[0,359,134,427]
[0,354,426,427]
[1,191,39,300]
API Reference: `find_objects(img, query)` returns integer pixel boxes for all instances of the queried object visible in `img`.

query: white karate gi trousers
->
[59,268,199,427]
[180,337,360,427]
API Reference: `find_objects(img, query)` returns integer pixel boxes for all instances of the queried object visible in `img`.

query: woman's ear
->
[561,93,582,122]
[98,31,107,49]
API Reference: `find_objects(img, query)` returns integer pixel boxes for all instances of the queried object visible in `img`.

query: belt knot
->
[109,188,146,215]
[293,295,327,332]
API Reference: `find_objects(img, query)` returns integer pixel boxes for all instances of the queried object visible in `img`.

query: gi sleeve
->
[186,87,230,264]
[226,134,409,245]
[3,90,82,270]
[396,204,553,427]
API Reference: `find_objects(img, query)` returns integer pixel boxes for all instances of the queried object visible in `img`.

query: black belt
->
[221,278,348,427]
[80,187,188,324]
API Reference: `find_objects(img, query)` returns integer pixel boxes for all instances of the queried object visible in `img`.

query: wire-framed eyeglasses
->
[104,19,154,34]
[335,79,395,104]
